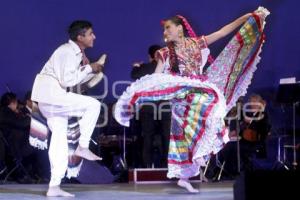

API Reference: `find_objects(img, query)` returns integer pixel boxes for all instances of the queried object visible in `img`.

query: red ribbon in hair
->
[161,15,215,64]
[176,15,214,64]
[176,15,197,38]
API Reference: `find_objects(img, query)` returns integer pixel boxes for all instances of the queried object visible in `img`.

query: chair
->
[0,129,30,183]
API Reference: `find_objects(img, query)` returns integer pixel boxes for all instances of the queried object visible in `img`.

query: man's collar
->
[68,39,82,55]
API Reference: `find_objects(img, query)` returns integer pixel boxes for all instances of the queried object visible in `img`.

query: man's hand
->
[90,54,107,73]
[90,63,103,73]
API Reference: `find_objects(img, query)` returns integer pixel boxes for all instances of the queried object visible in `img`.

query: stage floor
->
[0,181,234,200]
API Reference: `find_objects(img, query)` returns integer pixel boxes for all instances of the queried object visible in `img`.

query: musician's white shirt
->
[31,40,93,105]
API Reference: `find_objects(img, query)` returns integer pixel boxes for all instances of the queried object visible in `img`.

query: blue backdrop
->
[0,0,300,131]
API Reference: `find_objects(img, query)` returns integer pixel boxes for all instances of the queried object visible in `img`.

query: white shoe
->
[97,54,107,66]
[87,54,107,88]
[87,72,104,88]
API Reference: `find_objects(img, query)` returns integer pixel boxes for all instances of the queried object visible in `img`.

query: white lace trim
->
[66,161,83,178]
[167,91,229,178]
[200,48,210,74]
[114,73,226,127]
[29,136,48,150]
[226,44,264,113]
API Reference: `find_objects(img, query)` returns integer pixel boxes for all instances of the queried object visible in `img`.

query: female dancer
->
[115,7,269,193]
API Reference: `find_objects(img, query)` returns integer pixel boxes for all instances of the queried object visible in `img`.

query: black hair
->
[167,16,188,36]
[148,45,162,59]
[164,16,188,74]
[1,92,17,107]
[24,91,31,101]
[68,20,93,41]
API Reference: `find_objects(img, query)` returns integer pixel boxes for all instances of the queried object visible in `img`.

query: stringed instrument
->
[242,128,258,142]
[242,111,264,142]
[241,95,267,142]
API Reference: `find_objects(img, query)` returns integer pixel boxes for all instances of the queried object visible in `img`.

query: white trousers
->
[38,92,101,187]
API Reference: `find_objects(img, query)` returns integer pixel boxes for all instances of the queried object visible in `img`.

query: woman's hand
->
[253,6,270,27]
[254,6,270,19]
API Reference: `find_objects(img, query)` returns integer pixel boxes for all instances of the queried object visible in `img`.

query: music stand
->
[276,82,300,169]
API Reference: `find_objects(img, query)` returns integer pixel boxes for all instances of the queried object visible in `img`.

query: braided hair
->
[164,16,189,73]
[163,16,214,74]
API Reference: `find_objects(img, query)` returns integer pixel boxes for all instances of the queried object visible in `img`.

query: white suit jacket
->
[31,40,93,105]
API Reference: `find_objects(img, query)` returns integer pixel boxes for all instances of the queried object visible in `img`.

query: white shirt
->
[31,40,93,105]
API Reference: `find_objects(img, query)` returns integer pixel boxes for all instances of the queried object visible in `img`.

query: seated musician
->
[214,94,270,177]
[241,94,271,159]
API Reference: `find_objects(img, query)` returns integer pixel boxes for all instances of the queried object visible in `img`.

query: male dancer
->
[32,20,104,197]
